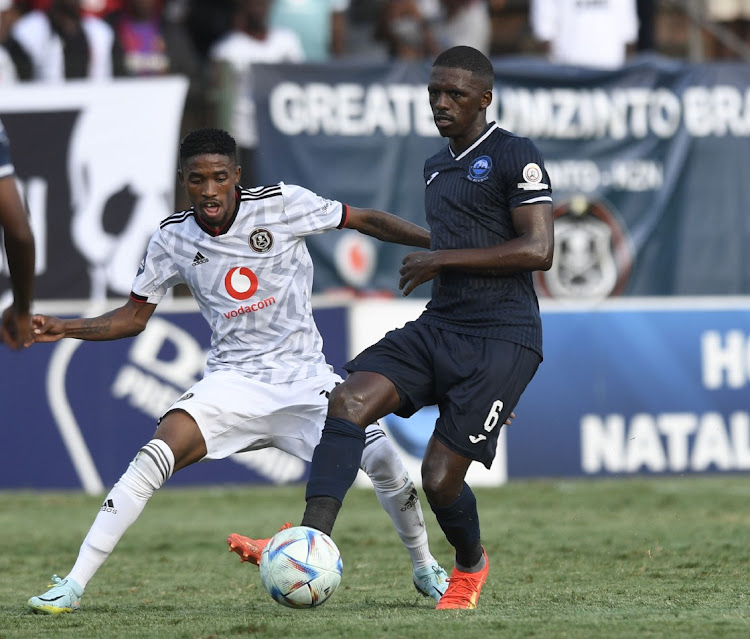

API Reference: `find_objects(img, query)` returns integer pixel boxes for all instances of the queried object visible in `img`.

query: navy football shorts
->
[344,319,541,468]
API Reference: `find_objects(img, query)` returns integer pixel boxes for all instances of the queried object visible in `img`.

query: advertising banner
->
[3,298,750,489]
[511,298,750,478]
[0,301,348,492]
[4,61,749,302]
[252,57,750,299]
[0,77,188,304]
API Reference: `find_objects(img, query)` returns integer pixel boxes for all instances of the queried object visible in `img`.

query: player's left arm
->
[398,202,554,296]
[344,206,431,249]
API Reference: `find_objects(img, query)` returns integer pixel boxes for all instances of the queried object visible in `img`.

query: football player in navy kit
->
[0,118,35,350]
[295,45,555,609]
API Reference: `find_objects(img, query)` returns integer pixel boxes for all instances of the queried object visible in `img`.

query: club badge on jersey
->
[467,155,493,182]
[249,228,274,253]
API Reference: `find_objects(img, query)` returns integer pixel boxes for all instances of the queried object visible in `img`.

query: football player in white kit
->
[27,128,448,614]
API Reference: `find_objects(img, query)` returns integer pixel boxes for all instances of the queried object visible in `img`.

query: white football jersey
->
[132,183,348,384]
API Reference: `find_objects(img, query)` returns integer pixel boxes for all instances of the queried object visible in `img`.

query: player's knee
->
[421,467,462,507]
[421,475,446,505]
[328,383,367,422]
[117,439,175,499]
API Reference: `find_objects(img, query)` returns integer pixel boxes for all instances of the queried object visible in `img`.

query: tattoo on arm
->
[364,212,428,245]
[82,317,112,337]
[74,311,115,339]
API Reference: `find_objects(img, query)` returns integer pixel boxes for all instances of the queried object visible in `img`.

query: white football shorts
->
[161,368,348,462]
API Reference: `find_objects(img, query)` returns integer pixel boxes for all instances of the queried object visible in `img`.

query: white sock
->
[361,429,436,571]
[66,440,175,589]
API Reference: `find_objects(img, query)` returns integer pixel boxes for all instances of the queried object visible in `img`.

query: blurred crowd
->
[0,0,511,187]
[0,0,747,186]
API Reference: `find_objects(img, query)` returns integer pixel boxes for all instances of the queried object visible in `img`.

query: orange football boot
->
[435,548,489,610]
[227,522,292,566]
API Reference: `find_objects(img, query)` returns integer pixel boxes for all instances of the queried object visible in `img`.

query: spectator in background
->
[107,0,199,79]
[530,0,639,69]
[0,0,18,80]
[346,0,390,60]
[705,0,750,59]
[184,0,235,59]
[107,0,202,112]
[5,0,125,80]
[271,0,348,61]
[13,0,123,18]
[636,0,656,53]
[0,0,19,41]
[374,0,491,61]
[375,0,439,60]
[431,0,492,57]
[79,0,123,17]
[209,0,305,186]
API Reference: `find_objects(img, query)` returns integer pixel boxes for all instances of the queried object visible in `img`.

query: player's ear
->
[177,168,185,185]
[234,164,242,184]
[481,89,492,110]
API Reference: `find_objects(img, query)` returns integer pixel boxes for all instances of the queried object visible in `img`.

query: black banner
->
[0,77,188,302]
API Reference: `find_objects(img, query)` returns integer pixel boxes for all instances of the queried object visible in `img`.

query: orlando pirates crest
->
[535,196,632,300]
[249,228,274,253]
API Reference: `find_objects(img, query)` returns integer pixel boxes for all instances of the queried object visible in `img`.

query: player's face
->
[179,154,241,230]
[428,66,492,144]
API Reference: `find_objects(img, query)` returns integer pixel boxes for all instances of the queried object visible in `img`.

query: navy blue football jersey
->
[420,122,552,357]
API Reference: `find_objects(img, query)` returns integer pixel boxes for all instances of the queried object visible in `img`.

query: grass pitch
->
[1,477,749,638]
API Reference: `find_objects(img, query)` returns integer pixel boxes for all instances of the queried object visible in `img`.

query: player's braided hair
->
[179,128,237,164]
[432,46,494,90]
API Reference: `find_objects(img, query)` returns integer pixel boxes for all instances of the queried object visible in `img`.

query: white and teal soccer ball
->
[259,526,343,608]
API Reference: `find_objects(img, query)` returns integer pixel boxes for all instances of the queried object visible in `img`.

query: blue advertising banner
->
[0,302,348,491]
[510,298,750,478]
[252,56,750,299]
[4,298,750,489]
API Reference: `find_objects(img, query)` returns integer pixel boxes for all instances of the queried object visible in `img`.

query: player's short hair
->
[179,128,237,165]
[432,46,494,90]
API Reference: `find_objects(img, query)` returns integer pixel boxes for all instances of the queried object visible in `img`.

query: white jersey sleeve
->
[131,226,185,303]
[279,182,347,237]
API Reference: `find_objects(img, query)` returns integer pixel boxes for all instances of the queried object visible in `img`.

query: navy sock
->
[429,482,483,568]
[302,417,366,534]
[301,496,341,536]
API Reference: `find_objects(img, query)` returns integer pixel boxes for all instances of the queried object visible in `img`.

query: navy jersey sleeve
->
[500,137,553,210]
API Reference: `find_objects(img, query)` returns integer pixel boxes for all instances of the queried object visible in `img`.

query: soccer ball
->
[259,526,343,608]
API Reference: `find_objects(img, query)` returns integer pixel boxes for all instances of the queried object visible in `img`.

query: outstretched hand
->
[30,314,66,343]
[399,251,442,297]
[1,306,32,349]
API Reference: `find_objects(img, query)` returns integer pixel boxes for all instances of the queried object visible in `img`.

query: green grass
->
[1,477,750,638]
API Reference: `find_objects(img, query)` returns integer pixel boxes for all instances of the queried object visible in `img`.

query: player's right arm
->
[0,173,35,349]
[32,298,157,343]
